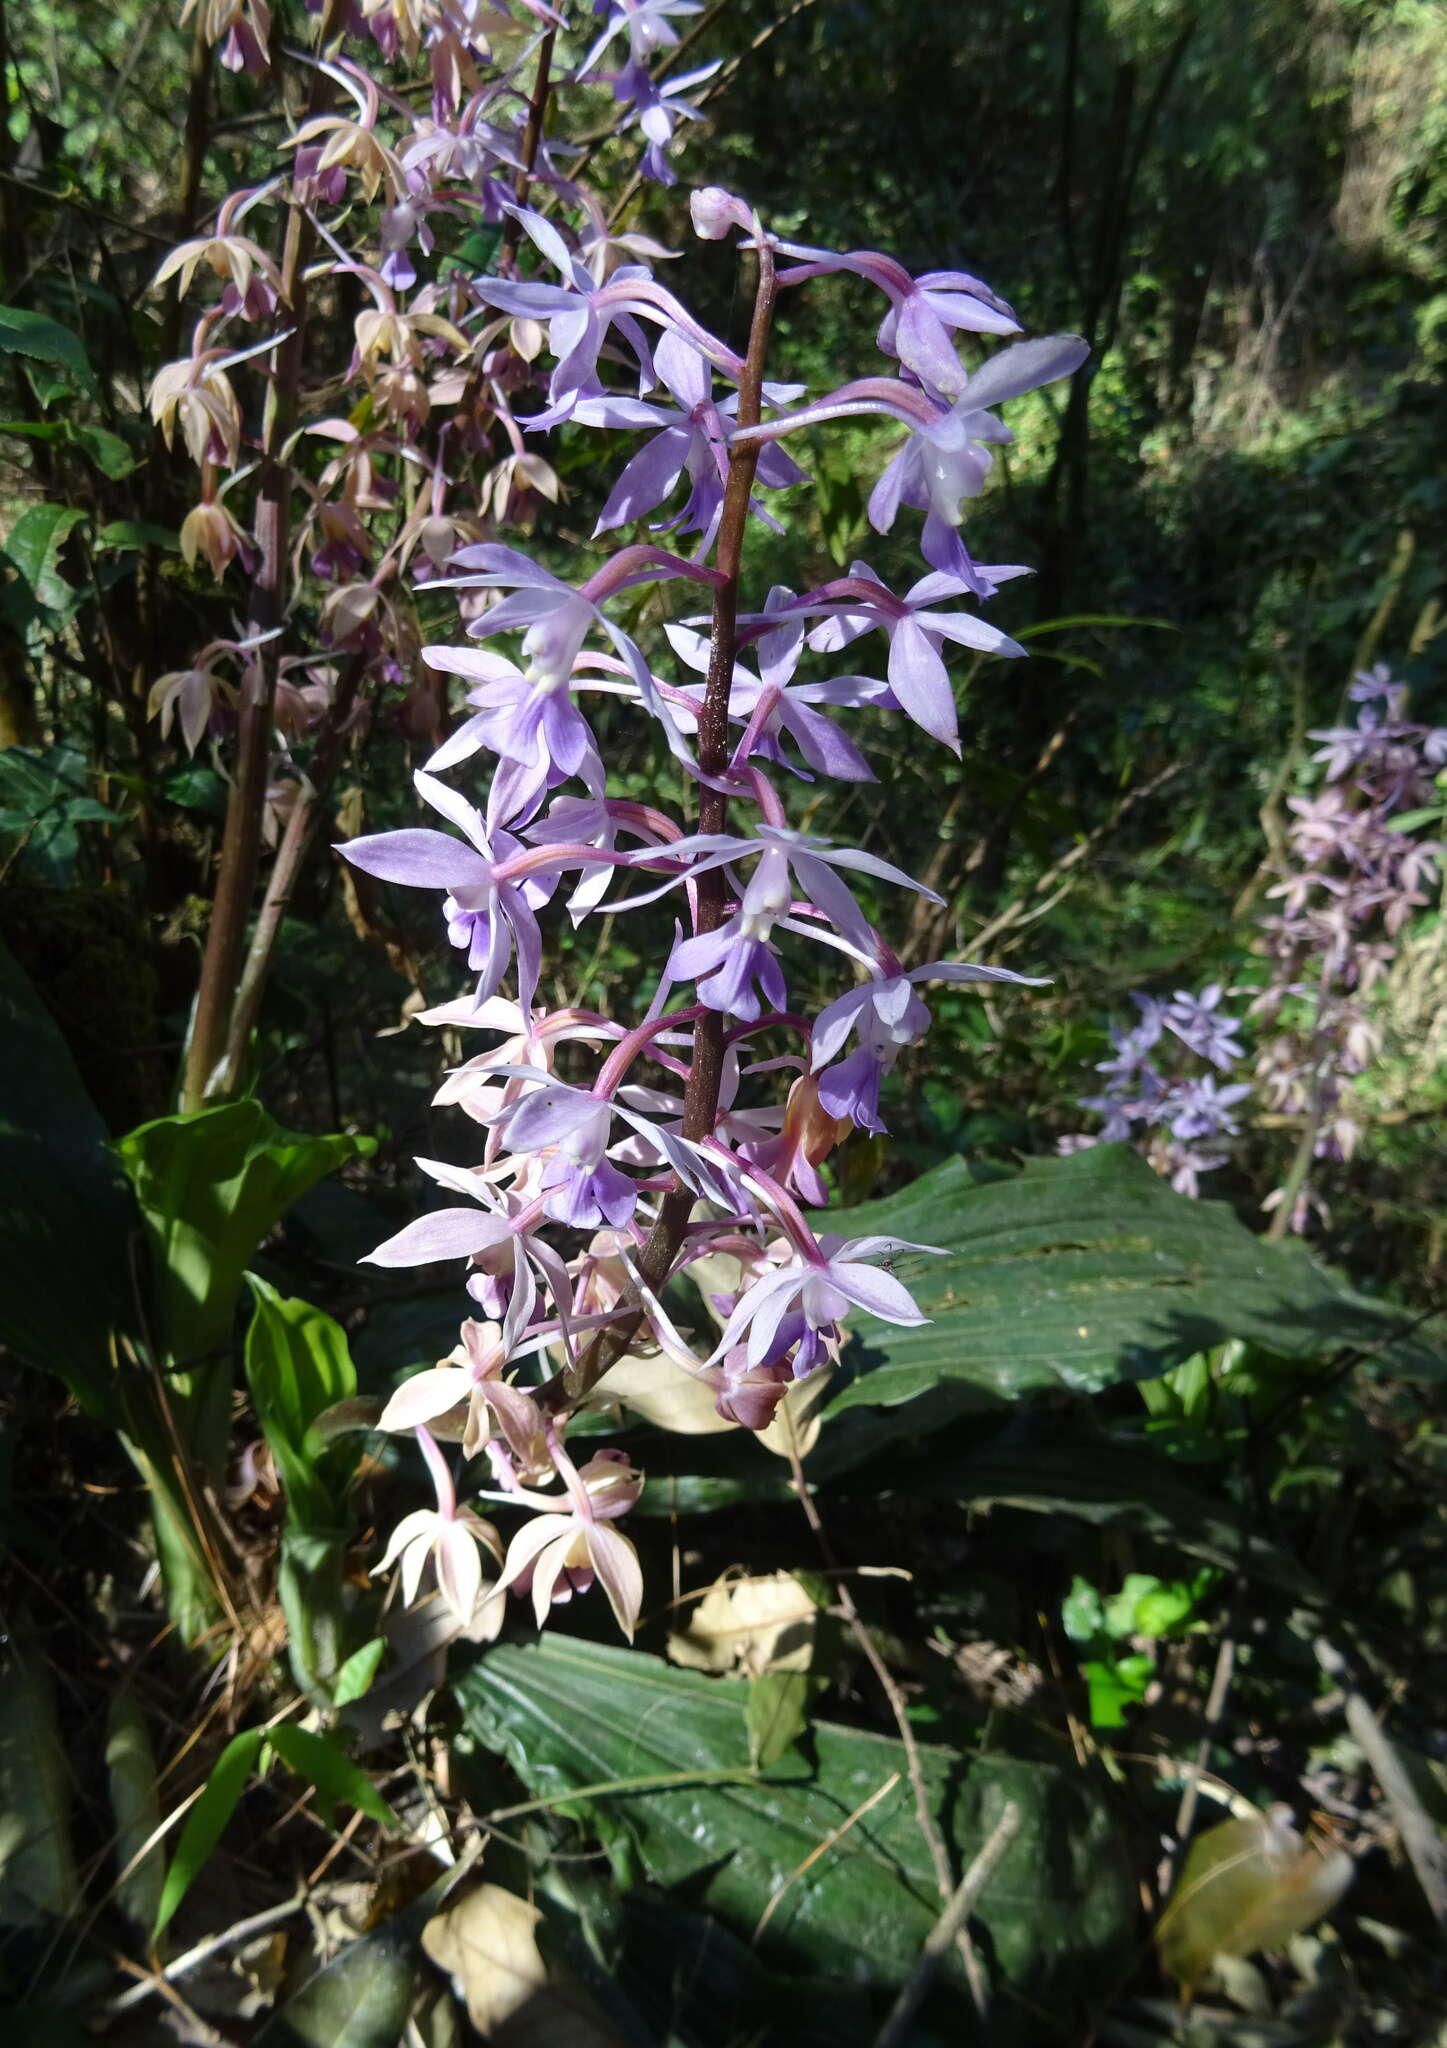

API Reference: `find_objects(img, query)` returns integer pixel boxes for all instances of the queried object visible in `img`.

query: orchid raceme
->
[317,161,1067,1641]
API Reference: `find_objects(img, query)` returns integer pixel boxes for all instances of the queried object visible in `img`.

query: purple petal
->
[364,1208,502,1267]
[894,292,968,394]
[811,984,873,1067]
[830,1261,929,1325]
[595,427,691,534]
[961,333,1089,412]
[337,829,492,890]
[887,618,959,750]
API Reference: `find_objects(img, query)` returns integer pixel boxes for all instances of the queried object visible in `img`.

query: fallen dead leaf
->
[668,1570,818,1676]
[422,1882,622,2045]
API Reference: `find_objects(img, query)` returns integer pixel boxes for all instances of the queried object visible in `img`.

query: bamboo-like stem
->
[500,29,555,272]
[216,652,369,1093]
[180,7,342,1112]
[557,234,778,1405]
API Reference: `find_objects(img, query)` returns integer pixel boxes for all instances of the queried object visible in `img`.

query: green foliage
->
[244,1279,367,1700]
[0,938,138,1420]
[1,504,86,619]
[0,745,125,886]
[456,1638,1136,2037]
[0,307,96,396]
[333,1640,387,1707]
[253,1919,418,2048]
[744,1671,812,1769]
[263,1728,397,1833]
[104,1694,164,1933]
[1062,1568,1214,1726]
[155,1726,395,1941]
[244,1278,359,1528]
[115,1102,369,1373]
[818,1146,1444,1420]
[153,1728,264,1941]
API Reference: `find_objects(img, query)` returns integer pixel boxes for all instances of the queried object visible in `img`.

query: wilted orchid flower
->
[148,645,237,754]
[372,1425,504,1632]
[180,495,255,581]
[491,1441,645,1638]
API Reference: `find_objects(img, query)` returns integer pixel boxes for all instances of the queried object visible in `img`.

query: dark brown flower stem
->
[501,29,556,273]
[180,6,343,1113]
[216,651,369,1095]
[559,232,778,1405]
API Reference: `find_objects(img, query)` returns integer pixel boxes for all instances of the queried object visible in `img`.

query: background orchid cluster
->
[1069,664,1445,1231]
[1252,664,1446,1233]
[332,177,1083,1639]
[1061,982,1250,1199]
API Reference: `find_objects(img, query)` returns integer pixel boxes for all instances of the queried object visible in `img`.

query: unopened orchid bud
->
[690,186,753,241]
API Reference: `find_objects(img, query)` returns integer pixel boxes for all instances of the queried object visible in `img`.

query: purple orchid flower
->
[733,334,1089,572]
[706,1232,945,1369]
[619,821,944,957]
[435,541,722,764]
[812,958,1049,1130]
[578,329,806,551]
[421,643,605,824]
[1164,983,1245,1071]
[777,560,1028,752]
[473,205,743,412]
[774,237,1021,396]
[611,58,721,185]
[580,0,704,72]
[336,770,554,1012]
[482,1067,742,1230]
[363,1161,576,1357]
[499,1082,639,1228]
[1166,1075,1253,1144]
[666,586,875,782]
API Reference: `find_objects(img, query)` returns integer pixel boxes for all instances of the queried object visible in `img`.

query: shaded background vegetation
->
[4,0,1442,1264]
[2,2,1447,2042]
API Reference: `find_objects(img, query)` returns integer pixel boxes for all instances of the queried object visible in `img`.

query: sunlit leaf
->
[819,1148,1445,1416]
[264,1726,397,1832]
[154,1729,264,1939]
[456,1637,1135,2035]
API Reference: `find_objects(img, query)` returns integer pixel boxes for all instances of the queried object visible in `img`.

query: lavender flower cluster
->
[1061,984,1250,1197]
[1068,664,1444,1227]
[1253,665,1445,1230]
[329,176,1080,1638]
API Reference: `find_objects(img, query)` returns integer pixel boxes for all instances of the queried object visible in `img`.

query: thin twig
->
[106,1893,307,2015]
[1314,1636,1447,1926]
[873,1802,1022,2044]
[781,1447,988,1991]
[752,1771,902,1945]
[1166,1634,1235,1887]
